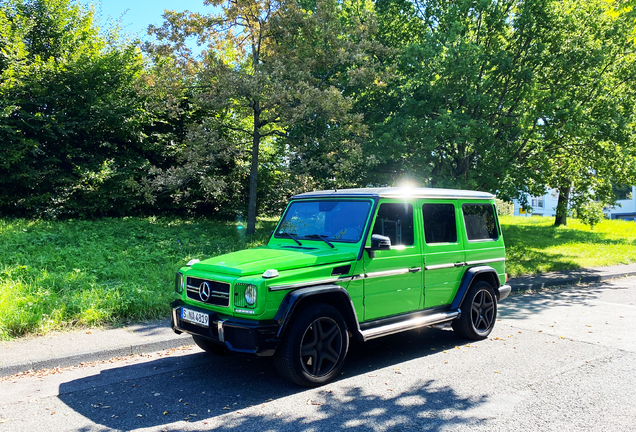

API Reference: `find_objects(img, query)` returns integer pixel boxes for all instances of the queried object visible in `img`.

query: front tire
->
[452,280,497,340]
[275,303,349,387]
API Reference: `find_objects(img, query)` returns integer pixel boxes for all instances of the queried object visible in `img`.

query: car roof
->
[293,187,495,200]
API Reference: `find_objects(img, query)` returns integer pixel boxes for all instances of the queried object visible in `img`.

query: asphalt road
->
[1,278,635,432]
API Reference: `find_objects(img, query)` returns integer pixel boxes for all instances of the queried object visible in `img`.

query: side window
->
[422,204,457,244]
[372,203,414,246]
[462,203,498,241]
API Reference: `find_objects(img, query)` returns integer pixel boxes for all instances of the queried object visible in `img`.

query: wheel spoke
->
[301,323,321,375]
[322,323,339,343]
[483,301,494,313]
[475,291,485,308]
[323,345,339,364]
[314,320,325,341]
[477,316,487,330]
[301,343,317,357]
[300,317,343,377]
[472,311,481,328]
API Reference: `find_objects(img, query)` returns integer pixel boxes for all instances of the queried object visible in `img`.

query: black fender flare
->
[451,266,501,311]
[273,285,363,340]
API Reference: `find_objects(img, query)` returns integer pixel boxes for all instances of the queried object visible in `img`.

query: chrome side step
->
[360,310,460,341]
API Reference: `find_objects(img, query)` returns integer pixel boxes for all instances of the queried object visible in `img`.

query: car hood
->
[189,246,357,277]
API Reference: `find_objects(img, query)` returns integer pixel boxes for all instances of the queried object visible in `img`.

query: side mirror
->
[366,234,391,259]
[370,234,391,250]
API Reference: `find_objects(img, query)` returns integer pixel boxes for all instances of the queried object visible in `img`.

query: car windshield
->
[275,200,372,243]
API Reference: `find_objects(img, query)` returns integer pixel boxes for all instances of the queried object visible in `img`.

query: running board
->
[360,310,460,341]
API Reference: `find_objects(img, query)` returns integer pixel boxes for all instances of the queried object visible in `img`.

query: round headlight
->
[244,284,257,306]
[175,272,185,294]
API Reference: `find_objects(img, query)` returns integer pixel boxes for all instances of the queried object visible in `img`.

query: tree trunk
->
[246,102,260,236]
[554,184,571,227]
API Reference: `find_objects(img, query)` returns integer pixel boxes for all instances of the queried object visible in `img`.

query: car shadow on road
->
[499,284,611,320]
[58,328,488,431]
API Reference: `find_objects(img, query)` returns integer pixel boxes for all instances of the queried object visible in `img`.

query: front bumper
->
[171,300,280,356]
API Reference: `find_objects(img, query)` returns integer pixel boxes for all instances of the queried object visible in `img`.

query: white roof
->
[294,187,495,200]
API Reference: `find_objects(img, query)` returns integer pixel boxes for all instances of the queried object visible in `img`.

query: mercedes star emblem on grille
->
[199,281,211,302]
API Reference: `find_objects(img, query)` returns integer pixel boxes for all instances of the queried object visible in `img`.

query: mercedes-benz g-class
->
[171,187,511,386]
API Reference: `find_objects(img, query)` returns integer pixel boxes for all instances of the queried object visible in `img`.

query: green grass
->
[501,216,636,277]
[0,217,275,340]
[1,215,635,339]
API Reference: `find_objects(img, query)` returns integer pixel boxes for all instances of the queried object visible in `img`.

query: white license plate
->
[181,307,209,328]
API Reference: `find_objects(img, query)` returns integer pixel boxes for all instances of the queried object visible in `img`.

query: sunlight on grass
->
[1,215,635,339]
[0,217,275,339]
[500,216,636,277]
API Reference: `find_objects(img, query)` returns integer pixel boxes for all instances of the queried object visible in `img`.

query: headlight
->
[235,283,257,308]
[175,272,185,294]
[244,284,257,306]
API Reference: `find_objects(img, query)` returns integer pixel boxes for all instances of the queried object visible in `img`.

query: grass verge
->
[501,216,636,277]
[1,215,634,339]
[0,217,275,339]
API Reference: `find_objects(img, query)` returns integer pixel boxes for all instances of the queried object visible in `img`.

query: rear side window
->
[372,203,414,246]
[462,203,498,241]
[422,204,457,244]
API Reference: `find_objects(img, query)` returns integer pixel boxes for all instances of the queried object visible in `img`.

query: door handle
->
[454,262,465,267]
[408,267,422,272]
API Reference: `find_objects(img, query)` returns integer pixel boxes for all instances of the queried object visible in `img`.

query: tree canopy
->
[1,0,635,227]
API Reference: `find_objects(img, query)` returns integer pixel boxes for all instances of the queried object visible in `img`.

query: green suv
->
[171,187,511,386]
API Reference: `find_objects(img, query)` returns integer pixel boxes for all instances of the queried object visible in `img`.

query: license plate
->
[181,307,209,328]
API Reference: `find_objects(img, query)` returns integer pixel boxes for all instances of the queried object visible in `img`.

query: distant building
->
[513,189,560,218]
[513,186,636,221]
[607,185,636,221]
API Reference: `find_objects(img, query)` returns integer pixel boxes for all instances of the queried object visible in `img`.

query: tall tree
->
[366,0,636,226]
[519,0,636,226]
[148,0,378,234]
[365,0,551,191]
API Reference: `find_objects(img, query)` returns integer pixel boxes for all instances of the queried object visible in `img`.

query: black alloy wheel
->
[275,303,349,387]
[470,288,495,333]
[452,280,498,340]
[299,316,343,377]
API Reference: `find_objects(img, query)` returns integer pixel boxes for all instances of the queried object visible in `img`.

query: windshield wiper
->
[304,234,335,248]
[280,232,302,246]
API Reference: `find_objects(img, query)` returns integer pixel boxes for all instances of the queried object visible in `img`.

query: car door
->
[421,201,466,308]
[363,200,423,320]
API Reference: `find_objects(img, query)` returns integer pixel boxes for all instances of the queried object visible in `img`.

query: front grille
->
[186,277,230,307]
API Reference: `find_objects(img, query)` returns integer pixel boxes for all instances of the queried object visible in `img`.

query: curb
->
[0,337,191,378]
[509,270,636,293]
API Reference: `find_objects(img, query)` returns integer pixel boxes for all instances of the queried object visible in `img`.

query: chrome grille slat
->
[186,277,230,307]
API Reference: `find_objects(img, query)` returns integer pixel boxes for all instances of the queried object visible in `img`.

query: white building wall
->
[513,189,559,217]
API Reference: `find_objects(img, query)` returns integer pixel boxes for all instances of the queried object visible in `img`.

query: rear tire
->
[275,303,349,387]
[452,280,497,340]
[192,335,230,355]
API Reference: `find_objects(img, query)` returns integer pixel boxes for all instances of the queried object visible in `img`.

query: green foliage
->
[1,0,636,230]
[366,0,636,227]
[145,0,380,233]
[573,202,606,228]
[495,199,514,217]
[0,0,156,218]
[532,0,636,225]
[2,215,635,339]
[0,217,275,339]
[365,0,549,190]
